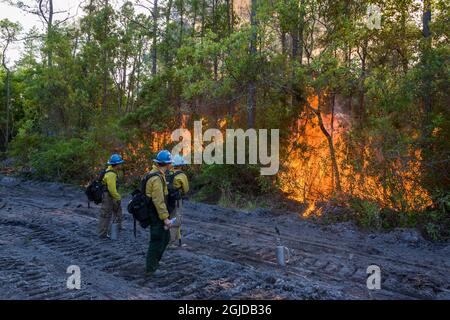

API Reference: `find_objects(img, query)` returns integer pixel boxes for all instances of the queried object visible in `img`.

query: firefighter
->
[167,154,190,248]
[98,154,124,238]
[145,150,173,275]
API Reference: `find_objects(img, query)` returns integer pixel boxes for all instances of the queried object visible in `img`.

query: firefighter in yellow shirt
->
[167,154,189,248]
[98,154,124,238]
[145,150,173,275]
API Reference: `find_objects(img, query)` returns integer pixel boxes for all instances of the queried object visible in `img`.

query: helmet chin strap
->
[158,166,165,174]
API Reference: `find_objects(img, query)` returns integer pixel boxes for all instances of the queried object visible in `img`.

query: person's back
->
[102,169,120,200]
[167,154,190,248]
[145,166,170,225]
[98,154,124,238]
[144,150,173,276]
[172,170,189,196]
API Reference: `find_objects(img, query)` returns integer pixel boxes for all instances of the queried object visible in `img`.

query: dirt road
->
[0,175,449,300]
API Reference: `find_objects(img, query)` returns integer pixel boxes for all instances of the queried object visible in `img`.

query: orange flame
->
[281,95,432,214]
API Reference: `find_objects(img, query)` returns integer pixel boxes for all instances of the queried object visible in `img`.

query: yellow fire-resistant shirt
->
[145,165,170,221]
[171,170,190,195]
[102,166,121,201]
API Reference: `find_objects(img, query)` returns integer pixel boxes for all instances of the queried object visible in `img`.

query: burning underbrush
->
[117,102,447,239]
[278,96,432,219]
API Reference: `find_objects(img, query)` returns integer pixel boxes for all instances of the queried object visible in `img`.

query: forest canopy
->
[0,0,449,239]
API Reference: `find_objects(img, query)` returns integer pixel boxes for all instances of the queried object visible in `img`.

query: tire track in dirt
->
[0,212,340,299]
[181,218,438,299]
[1,177,449,300]
[184,210,450,299]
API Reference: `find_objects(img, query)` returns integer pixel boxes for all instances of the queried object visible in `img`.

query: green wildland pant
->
[98,192,122,237]
[146,223,170,273]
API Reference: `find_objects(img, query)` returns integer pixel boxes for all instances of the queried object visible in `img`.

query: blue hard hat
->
[153,150,172,165]
[172,154,187,167]
[107,154,125,165]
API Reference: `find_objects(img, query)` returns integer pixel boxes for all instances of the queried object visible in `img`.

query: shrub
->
[191,164,275,206]
[8,133,45,164]
[418,191,450,241]
[349,199,382,230]
[30,137,103,183]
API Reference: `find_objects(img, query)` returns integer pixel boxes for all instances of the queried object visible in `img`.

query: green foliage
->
[29,137,103,183]
[343,193,450,241]
[419,191,450,241]
[191,164,275,206]
[8,132,44,164]
[349,199,382,230]
[0,0,449,239]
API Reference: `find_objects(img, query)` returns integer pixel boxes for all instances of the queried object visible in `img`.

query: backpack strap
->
[142,172,170,218]
[166,170,184,190]
[103,169,116,178]
[100,169,118,195]
[172,170,184,180]
[98,168,116,182]
[140,172,164,194]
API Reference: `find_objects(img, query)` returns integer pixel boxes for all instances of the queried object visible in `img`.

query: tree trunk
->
[179,0,184,48]
[164,0,173,65]
[317,112,342,194]
[230,0,235,32]
[39,0,54,68]
[48,0,53,68]
[213,0,218,81]
[226,0,231,34]
[281,31,286,56]
[119,51,127,114]
[400,8,408,73]
[298,0,305,65]
[422,0,432,116]
[191,1,197,36]
[292,31,299,61]
[247,0,257,128]
[2,25,13,149]
[201,0,206,42]
[307,95,342,193]
[358,38,367,124]
[4,70,11,149]
[101,0,110,114]
[152,0,158,76]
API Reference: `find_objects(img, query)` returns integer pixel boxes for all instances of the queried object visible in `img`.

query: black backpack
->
[165,171,184,214]
[127,172,164,237]
[85,169,110,204]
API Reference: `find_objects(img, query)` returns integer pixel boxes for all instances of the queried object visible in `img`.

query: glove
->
[163,218,172,230]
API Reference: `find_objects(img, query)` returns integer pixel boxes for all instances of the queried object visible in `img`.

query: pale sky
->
[0,0,119,66]
[0,0,248,67]
[0,0,82,65]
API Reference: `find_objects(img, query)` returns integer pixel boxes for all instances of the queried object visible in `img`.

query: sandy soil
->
[0,175,449,300]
